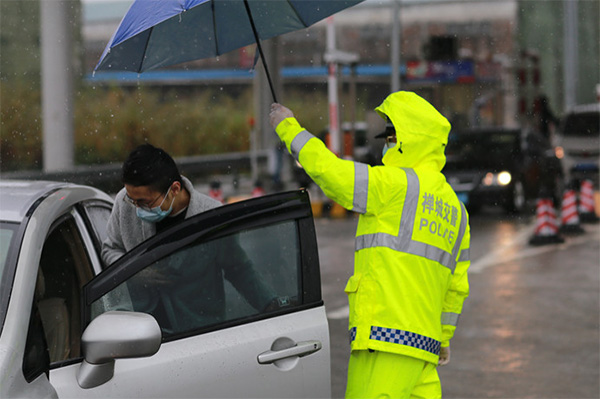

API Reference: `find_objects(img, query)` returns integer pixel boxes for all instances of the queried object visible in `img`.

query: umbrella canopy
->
[95,0,364,74]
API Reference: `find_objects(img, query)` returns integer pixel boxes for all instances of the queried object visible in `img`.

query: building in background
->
[80,0,598,130]
[1,0,598,159]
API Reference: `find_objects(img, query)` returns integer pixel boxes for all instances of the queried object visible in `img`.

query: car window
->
[80,202,112,253]
[91,220,299,338]
[562,112,599,137]
[0,223,17,287]
[445,130,520,169]
[31,215,95,365]
[0,222,20,335]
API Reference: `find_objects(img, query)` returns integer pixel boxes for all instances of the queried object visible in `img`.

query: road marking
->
[470,223,600,273]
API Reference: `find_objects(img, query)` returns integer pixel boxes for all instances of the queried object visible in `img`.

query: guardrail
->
[1,150,271,194]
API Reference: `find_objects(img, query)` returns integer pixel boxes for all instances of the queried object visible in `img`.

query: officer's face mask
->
[382,141,396,157]
[382,133,402,157]
[136,186,175,223]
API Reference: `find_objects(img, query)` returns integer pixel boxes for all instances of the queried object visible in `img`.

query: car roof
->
[0,180,79,223]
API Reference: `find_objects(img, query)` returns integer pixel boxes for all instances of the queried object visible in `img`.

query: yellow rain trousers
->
[275,91,471,397]
[346,350,441,399]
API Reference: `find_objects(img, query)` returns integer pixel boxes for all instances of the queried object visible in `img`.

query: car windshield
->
[562,112,600,137]
[445,130,520,170]
[0,222,20,334]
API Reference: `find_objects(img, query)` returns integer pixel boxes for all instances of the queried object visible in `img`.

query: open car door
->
[50,190,331,398]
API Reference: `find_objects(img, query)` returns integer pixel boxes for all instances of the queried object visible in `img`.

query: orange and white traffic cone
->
[578,179,599,223]
[208,180,224,204]
[529,197,565,245]
[559,188,585,234]
[252,180,266,197]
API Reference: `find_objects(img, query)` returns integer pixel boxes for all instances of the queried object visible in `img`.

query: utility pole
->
[326,17,341,156]
[40,0,74,172]
[391,0,401,92]
[563,0,578,109]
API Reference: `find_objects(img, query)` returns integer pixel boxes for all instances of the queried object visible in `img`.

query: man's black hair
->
[121,144,182,192]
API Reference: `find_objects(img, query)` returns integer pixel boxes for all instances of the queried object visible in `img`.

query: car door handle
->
[257,340,322,364]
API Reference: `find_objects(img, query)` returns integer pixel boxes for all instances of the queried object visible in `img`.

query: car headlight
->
[497,171,512,185]
[482,171,512,186]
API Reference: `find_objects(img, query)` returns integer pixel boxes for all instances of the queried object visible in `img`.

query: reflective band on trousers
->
[349,326,441,356]
[355,168,468,273]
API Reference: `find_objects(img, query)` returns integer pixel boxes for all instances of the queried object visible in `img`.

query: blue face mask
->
[382,142,396,157]
[136,187,175,223]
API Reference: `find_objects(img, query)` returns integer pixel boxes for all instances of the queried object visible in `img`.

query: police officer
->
[270,91,471,398]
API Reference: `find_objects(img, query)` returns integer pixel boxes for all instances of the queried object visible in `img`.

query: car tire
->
[504,180,526,214]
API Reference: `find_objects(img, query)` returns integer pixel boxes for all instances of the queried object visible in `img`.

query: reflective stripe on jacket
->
[275,91,471,364]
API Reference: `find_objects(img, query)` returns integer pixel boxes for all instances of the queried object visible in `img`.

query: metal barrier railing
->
[1,150,270,194]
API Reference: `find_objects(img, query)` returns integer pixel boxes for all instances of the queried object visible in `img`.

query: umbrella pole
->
[243,0,278,103]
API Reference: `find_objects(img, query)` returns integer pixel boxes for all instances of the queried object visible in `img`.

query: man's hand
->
[269,103,294,129]
[438,346,451,366]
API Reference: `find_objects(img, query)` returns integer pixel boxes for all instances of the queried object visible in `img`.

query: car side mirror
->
[76,311,161,389]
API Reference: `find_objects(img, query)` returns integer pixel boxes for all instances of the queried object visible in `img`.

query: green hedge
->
[1,81,331,172]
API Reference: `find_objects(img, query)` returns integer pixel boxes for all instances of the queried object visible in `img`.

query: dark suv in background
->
[443,127,564,213]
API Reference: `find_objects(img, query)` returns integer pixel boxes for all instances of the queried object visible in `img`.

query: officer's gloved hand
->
[438,346,451,366]
[270,103,295,129]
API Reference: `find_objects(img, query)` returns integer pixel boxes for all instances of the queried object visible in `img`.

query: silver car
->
[0,180,330,398]
[553,103,600,184]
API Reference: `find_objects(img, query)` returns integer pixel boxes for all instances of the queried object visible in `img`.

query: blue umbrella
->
[95,0,365,101]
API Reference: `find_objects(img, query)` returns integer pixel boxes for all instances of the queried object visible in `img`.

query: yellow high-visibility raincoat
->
[274,91,470,367]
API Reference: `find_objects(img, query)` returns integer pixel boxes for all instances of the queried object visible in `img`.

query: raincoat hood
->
[375,91,451,171]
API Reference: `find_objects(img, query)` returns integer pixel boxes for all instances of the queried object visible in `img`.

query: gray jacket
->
[102,176,221,265]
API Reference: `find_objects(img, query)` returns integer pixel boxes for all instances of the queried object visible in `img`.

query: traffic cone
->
[529,197,565,245]
[208,180,224,204]
[579,180,599,223]
[252,180,266,197]
[559,187,585,234]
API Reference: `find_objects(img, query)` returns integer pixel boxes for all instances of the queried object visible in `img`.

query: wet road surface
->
[315,211,600,398]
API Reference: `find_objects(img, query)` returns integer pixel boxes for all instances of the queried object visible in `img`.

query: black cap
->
[375,121,395,139]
